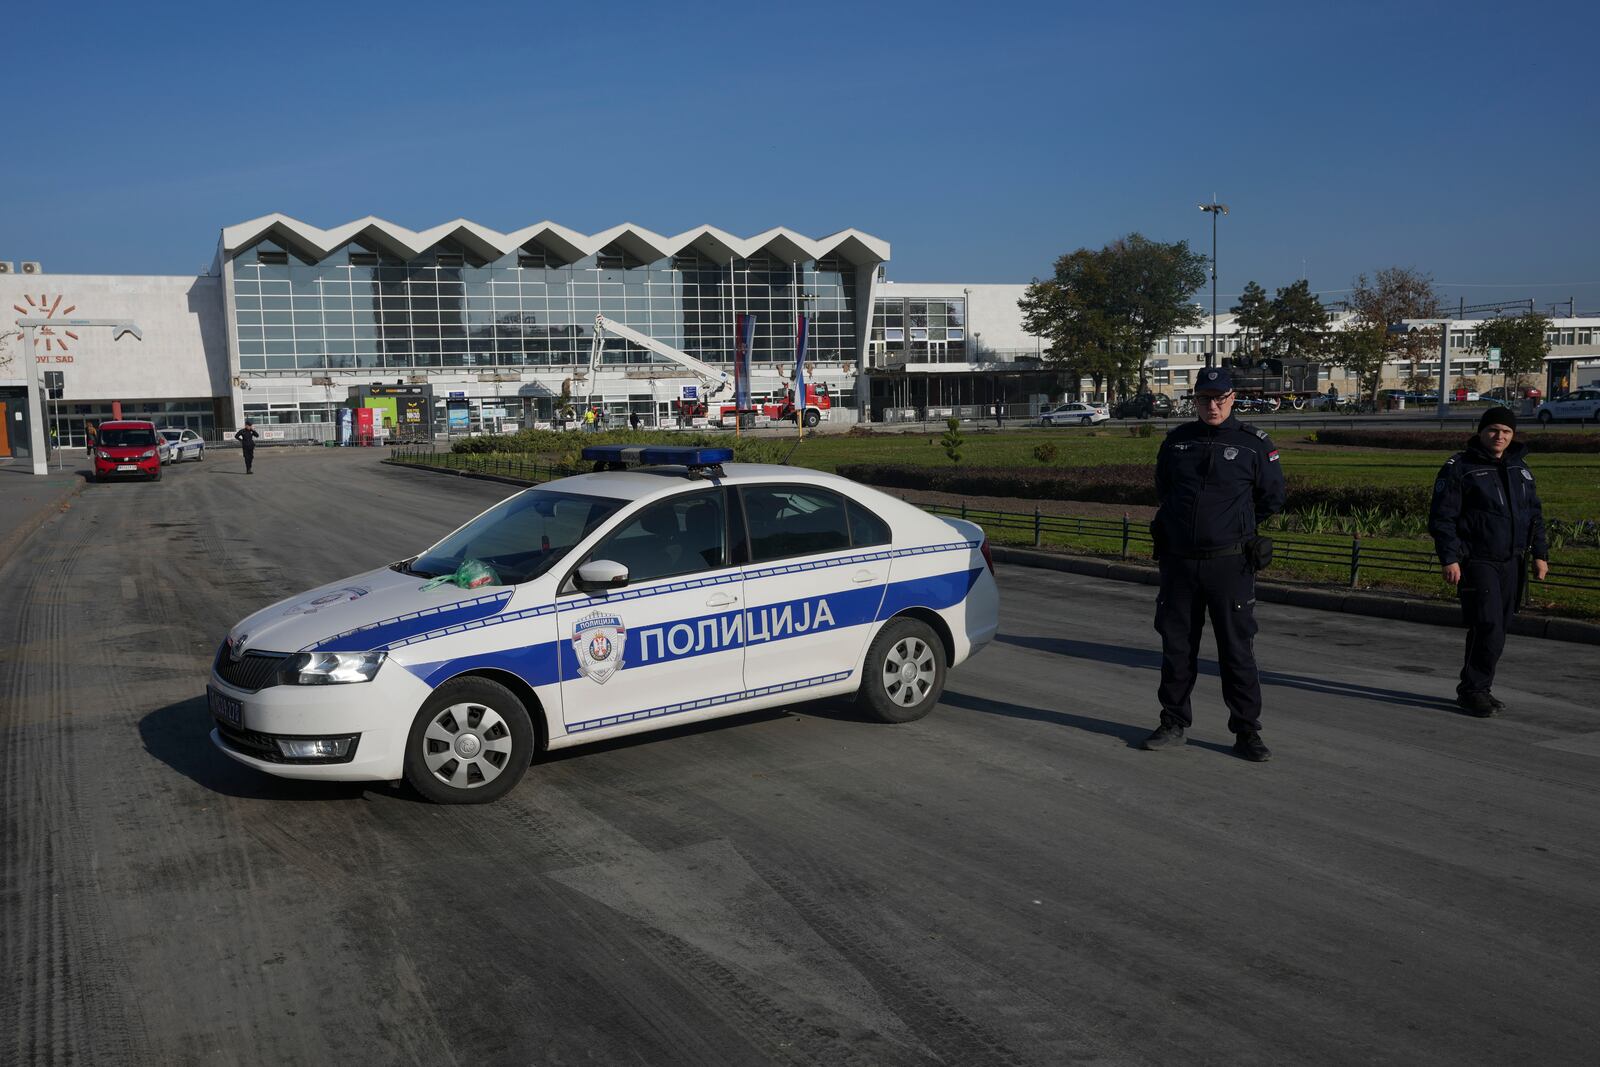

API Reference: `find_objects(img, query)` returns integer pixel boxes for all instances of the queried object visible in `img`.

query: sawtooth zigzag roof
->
[221,214,890,266]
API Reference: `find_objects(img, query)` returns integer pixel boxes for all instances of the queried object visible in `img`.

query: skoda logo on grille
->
[229,634,248,663]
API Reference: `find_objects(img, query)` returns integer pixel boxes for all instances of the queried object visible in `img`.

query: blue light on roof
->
[582,445,734,467]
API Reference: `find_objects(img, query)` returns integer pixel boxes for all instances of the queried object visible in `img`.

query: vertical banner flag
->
[734,314,755,412]
[794,313,809,413]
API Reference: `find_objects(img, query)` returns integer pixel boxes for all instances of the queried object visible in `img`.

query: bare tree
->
[1348,267,1444,386]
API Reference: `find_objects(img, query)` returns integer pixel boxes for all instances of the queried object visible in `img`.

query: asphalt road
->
[2,449,1596,1066]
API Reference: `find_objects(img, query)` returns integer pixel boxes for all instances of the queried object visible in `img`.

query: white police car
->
[209,446,1000,803]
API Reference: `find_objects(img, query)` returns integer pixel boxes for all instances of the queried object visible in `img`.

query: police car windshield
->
[98,427,157,447]
[406,488,626,585]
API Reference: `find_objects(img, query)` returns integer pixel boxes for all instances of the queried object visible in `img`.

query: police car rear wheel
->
[404,678,533,804]
[858,618,946,723]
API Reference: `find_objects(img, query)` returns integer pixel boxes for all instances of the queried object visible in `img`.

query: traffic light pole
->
[15,317,142,476]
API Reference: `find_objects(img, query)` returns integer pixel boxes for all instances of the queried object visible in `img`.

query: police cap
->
[1194,366,1234,394]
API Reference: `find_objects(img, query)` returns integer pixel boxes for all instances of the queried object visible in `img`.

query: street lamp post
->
[1198,198,1229,369]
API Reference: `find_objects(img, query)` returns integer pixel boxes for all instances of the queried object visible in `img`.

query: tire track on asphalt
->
[433,789,921,1065]
[1,491,151,1067]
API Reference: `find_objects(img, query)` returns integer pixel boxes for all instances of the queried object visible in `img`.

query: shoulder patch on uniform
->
[1252,426,1270,441]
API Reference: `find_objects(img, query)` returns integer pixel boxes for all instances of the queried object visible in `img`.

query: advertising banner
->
[794,313,809,406]
[337,407,353,445]
[734,314,755,412]
[447,402,470,433]
[355,406,375,444]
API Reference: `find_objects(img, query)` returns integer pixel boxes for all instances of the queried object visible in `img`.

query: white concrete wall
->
[874,281,1038,357]
[1,273,229,400]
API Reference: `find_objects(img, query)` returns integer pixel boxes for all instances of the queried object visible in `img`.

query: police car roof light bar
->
[581,445,734,477]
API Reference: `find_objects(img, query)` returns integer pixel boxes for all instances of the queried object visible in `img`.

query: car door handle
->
[706,592,739,607]
[852,570,879,584]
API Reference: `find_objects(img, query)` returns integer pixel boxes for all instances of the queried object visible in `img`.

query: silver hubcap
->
[422,702,514,789]
[881,637,936,708]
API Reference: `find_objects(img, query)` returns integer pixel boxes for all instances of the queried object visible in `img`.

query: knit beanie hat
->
[1478,406,1516,432]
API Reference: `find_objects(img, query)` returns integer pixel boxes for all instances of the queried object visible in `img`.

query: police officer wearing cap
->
[1143,367,1287,761]
[1427,406,1549,716]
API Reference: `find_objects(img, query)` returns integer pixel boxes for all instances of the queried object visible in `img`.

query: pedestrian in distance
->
[85,421,97,458]
[1427,406,1549,717]
[1142,366,1287,761]
[629,410,641,431]
[993,401,1003,427]
[234,419,261,474]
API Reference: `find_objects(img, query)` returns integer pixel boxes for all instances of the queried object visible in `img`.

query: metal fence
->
[388,447,1598,608]
[916,503,1597,606]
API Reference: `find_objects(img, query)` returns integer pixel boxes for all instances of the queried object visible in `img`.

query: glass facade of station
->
[869,296,967,365]
[229,240,858,373]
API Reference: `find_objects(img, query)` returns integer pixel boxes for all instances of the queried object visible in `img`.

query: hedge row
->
[838,463,1429,516]
[452,428,793,464]
[1313,428,1600,453]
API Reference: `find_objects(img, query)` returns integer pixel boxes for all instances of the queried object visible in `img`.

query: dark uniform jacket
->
[1154,415,1288,554]
[1428,437,1548,565]
[234,427,260,451]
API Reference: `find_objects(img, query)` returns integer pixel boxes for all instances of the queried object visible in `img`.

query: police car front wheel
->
[857,618,947,723]
[403,677,534,804]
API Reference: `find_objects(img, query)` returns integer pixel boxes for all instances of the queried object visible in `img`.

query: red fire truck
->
[718,384,832,428]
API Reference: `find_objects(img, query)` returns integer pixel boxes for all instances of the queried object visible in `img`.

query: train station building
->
[3,214,1598,457]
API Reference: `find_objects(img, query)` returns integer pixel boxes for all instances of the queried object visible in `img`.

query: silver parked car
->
[1040,402,1109,426]
[160,428,207,463]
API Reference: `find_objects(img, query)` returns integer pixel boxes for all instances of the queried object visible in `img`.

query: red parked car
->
[92,420,163,482]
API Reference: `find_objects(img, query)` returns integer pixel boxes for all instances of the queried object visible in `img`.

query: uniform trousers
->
[1154,554,1262,734]
[1458,556,1521,695]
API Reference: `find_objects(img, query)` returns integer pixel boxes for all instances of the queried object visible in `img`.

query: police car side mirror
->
[575,559,630,591]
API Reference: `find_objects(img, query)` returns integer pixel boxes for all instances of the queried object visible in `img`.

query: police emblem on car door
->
[556,488,743,734]
[571,612,626,684]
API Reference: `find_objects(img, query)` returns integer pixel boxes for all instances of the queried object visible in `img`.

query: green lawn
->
[391,441,1600,620]
[782,427,1600,521]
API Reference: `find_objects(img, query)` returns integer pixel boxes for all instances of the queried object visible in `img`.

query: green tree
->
[1472,313,1552,394]
[1323,321,1388,406]
[1019,233,1207,401]
[940,417,964,464]
[1348,267,1444,387]
[1229,280,1271,364]
[1262,280,1331,362]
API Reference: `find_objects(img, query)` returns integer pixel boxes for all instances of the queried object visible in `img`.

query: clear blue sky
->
[8,0,1598,313]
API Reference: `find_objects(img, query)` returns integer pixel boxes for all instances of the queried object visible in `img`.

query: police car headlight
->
[287,651,386,685]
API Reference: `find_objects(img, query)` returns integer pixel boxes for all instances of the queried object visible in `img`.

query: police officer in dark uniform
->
[234,419,260,474]
[1142,367,1287,761]
[1427,406,1549,716]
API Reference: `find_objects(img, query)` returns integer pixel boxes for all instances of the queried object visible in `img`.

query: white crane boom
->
[589,315,732,400]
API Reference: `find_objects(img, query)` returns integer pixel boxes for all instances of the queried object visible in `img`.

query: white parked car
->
[1534,389,1600,424]
[160,427,206,463]
[1040,402,1109,426]
[209,446,1000,804]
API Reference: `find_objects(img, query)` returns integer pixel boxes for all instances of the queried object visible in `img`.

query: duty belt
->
[1171,542,1245,560]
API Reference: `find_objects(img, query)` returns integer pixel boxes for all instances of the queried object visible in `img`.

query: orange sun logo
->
[12,293,79,352]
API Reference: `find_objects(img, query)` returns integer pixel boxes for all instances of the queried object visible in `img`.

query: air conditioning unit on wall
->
[21,261,42,274]
[0,262,13,274]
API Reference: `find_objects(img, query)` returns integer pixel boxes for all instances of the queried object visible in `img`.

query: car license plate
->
[208,686,243,727]
[117,464,137,471]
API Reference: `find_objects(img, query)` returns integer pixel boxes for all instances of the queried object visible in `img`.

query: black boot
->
[1232,731,1271,762]
[1456,691,1497,717]
[1140,723,1187,751]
